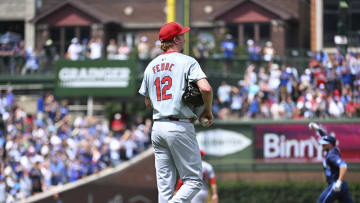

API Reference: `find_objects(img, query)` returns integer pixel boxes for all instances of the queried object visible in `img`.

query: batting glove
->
[308,122,319,130]
[333,180,342,192]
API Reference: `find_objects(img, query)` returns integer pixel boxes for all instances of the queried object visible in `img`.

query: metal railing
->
[0,53,311,78]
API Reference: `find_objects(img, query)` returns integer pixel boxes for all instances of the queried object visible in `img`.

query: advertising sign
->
[255,123,360,163]
[197,128,252,157]
[55,60,136,97]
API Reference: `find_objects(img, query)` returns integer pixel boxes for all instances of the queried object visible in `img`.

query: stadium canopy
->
[30,0,119,25]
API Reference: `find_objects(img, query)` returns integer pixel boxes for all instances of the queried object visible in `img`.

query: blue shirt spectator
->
[247,39,261,61]
[221,34,235,58]
[37,95,44,113]
[5,89,14,107]
[248,96,260,117]
[316,51,329,66]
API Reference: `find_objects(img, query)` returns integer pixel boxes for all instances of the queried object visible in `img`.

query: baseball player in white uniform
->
[138,22,214,203]
[176,150,219,203]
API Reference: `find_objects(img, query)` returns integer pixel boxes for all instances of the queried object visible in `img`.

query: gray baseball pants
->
[152,120,202,203]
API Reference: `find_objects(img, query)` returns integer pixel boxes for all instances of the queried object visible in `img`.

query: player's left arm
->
[329,154,348,191]
[208,165,218,203]
[338,156,348,182]
[338,166,347,182]
[210,180,218,203]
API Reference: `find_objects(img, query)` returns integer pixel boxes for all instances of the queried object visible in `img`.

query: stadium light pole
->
[167,0,176,23]
[167,0,190,55]
[184,0,190,55]
[338,0,349,54]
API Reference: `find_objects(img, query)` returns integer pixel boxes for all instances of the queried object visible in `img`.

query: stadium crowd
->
[214,49,360,120]
[0,91,151,202]
[68,36,162,61]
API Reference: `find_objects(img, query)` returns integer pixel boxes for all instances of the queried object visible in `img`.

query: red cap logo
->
[158,22,190,42]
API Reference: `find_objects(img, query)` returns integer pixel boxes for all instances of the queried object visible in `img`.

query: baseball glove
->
[182,81,204,107]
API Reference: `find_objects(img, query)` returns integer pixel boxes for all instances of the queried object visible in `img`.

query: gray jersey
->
[138,52,207,119]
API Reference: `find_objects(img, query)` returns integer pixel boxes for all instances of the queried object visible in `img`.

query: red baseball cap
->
[158,22,190,42]
[200,150,206,156]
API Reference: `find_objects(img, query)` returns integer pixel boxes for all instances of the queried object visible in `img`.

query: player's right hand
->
[199,110,213,127]
[308,122,319,130]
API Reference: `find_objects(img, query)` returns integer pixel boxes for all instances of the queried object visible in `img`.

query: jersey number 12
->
[155,76,172,101]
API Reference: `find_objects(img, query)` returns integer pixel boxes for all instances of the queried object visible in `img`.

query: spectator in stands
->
[259,97,271,118]
[269,63,281,92]
[50,156,66,185]
[0,175,6,203]
[247,94,260,118]
[230,86,242,118]
[345,97,359,118]
[30,161,43,194]
[43,39,56,70]
[221,34,235,59]
[79,38,89,60]
[89,38,102,60]
[119,129,137,160]
[19,169,32,199]
[263,41,275,62]
[282,96,296,118]
[111,113,125,135]
[5,87,15,108]
[247,39,261,63]
[118,42,131,60]
[217,81,232,108]
[137,36,150,61]
[328,91,344,118]
[21,47,39,75]
[0,42,15,74]
[212,46,360,120]
[316,50,329,66]
[244,64,257,87]
[150,40,162,59]
[106,39,118,60]
[193,38,210,59]
[14,40,26,74]
[221,34,236,76]
[67,38,82,61]
[279,65,292,99]
[1,88,153,201]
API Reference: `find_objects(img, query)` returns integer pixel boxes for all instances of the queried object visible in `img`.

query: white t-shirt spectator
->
[231,94,242,111]
[68,43,82,60]
[0,181,6,203]
[89,41,102,59]
[217,84,232,104]
[20,156,32,170]
[328,99,344,117]
[122,139,137,159]
[19,174,32,198]
[269,66,281,90]
[109,137,120,160]
[270,103,285,119]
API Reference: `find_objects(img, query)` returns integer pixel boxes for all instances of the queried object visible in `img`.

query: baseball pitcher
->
[138,22,213,203]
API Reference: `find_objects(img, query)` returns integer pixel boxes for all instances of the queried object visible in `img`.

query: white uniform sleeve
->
[187,58,206,83]
[208,164,215,179]
[138,73,149,97]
